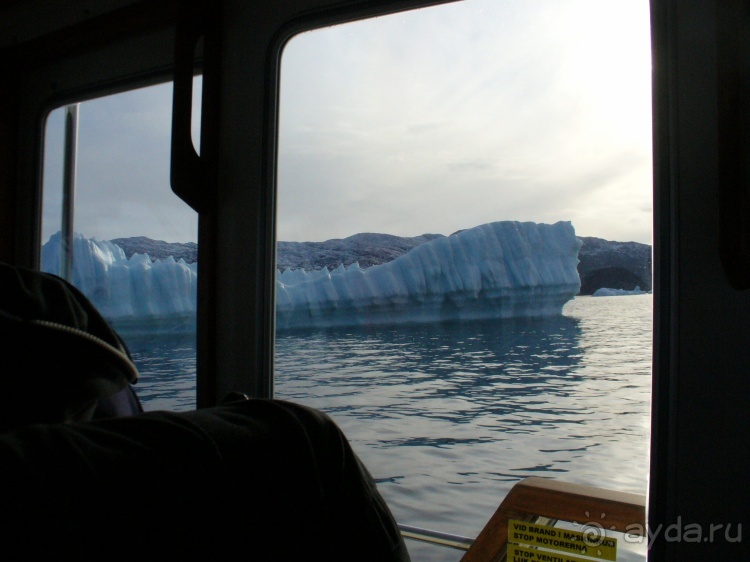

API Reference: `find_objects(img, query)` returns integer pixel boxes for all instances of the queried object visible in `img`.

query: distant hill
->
[276,232,444,271]
[577,236,652,294]
[110,236,197,263]
[110,233,443,269]
[110,231,652,295]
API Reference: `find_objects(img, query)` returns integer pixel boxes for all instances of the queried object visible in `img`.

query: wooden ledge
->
[460,477,646,562]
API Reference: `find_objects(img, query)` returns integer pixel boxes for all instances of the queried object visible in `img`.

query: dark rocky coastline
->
[577,236,652,294]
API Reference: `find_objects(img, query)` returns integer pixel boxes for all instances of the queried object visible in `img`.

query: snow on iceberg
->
[276,221,581,330]
[41,232,198,321]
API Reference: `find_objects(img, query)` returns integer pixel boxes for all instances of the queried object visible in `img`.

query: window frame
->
[9,1,750,559]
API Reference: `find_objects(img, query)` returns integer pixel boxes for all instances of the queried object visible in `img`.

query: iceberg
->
[41,232,198,322]
[41,220,581,330]
[276,221,581,330]
[592,286,649,297]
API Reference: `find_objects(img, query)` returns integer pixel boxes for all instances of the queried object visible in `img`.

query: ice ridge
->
[41,220,581,329]
[276,220,581,329]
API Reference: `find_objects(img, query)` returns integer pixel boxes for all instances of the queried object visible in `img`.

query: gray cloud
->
[42,0,652,247]
[42,82,198,244]
[277,0,653,243]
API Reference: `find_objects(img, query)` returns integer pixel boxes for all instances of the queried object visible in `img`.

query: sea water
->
[124,294,652,561]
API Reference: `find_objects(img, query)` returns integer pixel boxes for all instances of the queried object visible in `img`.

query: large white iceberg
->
[41,220,581,329]
[276,221,581,329]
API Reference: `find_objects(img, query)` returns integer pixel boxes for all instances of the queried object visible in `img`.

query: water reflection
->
[123,295,652,562]
[125,331,197,412]
[276,315,586,431]
[275,295,651,561]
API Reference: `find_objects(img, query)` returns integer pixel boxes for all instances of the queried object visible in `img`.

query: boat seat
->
[0,397,411,560]
[0,261,410,559]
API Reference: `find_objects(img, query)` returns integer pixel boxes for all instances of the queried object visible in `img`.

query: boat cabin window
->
[40,80,201,412]
[273,1,653,560]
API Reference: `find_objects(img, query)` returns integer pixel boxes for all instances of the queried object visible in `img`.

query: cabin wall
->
[2,1,750,559]
[0,80,18,264]
[0,1,178,268]
[651,0,750,558]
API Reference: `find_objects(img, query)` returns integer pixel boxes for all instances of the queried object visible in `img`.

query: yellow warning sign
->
[508,520,617,561]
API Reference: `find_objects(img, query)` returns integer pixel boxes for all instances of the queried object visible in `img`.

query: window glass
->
[41,80,201,412]
[274,1,652,561]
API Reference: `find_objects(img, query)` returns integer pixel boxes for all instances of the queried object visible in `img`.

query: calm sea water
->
[123,294,652,561]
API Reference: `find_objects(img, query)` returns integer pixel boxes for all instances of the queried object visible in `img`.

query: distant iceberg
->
[41,220,582,330]
[276,221,581,329]
[592,286,649,297]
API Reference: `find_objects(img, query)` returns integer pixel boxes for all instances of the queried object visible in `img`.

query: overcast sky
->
[42,0,652,246]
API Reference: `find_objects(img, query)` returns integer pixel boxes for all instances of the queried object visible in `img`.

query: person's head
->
[0,263,139,431]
